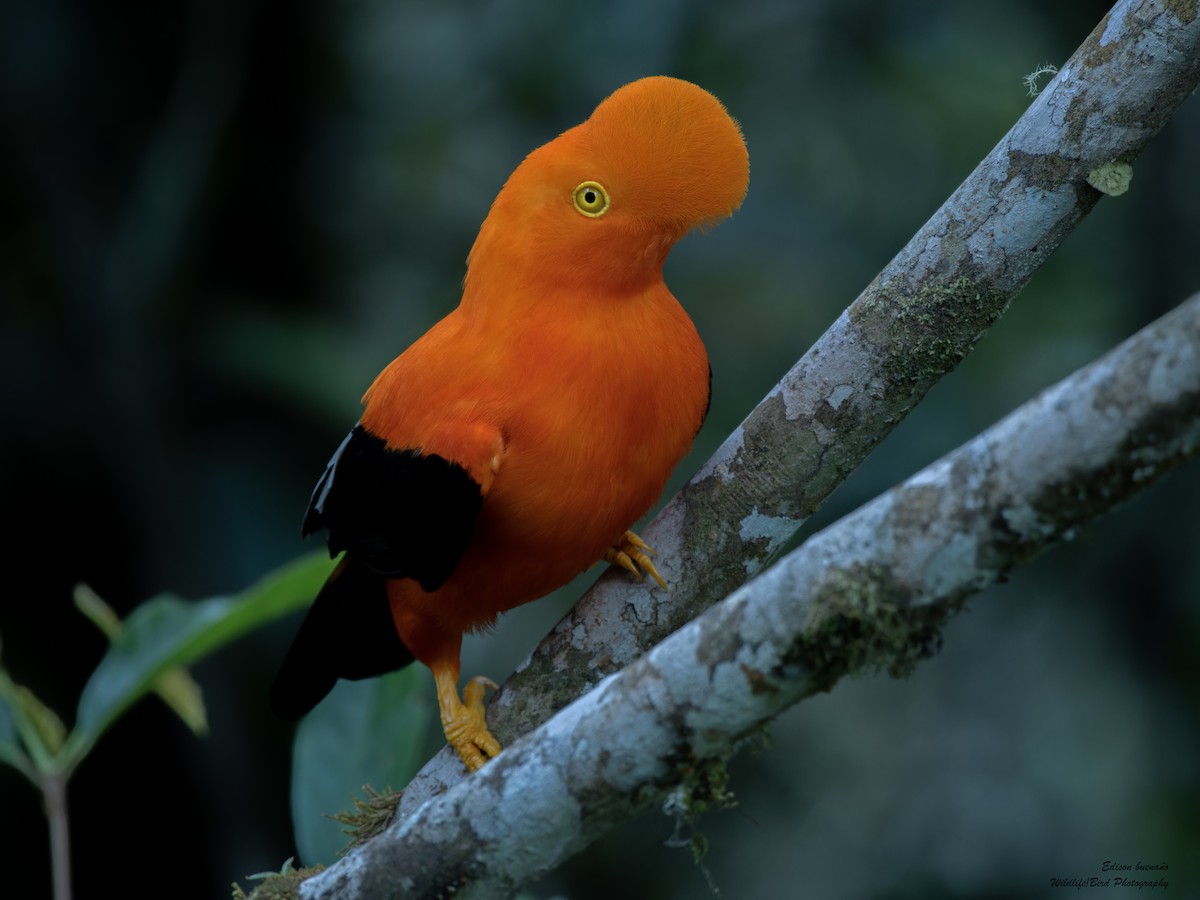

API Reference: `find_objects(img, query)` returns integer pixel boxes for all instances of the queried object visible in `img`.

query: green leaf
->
[73,584,124,640]
[74,584,210,736]
[0,686,35,780]
[290,668,432,867]
[64,552,336,769]
[150,665,209,736]
[0,664,65,776]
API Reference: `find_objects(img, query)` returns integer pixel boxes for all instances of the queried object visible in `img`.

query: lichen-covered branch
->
[301,294,1200,899]
[382,0,1200,818]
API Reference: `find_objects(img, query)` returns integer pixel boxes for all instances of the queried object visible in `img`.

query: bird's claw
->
[604,530,667,590]
[442,675,501,772]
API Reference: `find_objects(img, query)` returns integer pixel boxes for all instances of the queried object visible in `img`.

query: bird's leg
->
[432,663,500,772]
[604,529,667,590]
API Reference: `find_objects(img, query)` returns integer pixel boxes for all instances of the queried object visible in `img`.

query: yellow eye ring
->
[572,181,610,217]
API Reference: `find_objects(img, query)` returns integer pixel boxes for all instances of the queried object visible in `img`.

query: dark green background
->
[2,0,1197,897]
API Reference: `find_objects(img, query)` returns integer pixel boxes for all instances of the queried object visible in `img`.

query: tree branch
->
[376,0,1200,822]
[302,290,1200,897]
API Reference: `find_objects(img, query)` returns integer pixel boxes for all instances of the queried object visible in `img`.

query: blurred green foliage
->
[0,554,331,899]
[290,669,431,867]
[1,0,1197,897]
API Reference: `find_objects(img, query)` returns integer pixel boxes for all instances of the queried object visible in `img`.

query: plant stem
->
[43,772,71,900]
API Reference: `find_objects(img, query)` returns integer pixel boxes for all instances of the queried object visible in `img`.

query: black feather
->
[303,423,484,591]
[272,423,486,718]
[270,555,414,719]
[698,362,712,437]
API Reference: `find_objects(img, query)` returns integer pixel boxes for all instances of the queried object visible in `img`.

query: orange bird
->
[272,76,749,771]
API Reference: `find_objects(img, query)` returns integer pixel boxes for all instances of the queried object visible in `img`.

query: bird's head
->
[466,76,749,298]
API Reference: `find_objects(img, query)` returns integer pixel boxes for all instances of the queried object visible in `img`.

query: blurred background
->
[2,0,1197,897]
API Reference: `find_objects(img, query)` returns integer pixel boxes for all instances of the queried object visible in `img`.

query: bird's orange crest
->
[465,76,749,299]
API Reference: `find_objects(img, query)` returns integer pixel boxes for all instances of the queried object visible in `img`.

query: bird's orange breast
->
[362,278,708,632]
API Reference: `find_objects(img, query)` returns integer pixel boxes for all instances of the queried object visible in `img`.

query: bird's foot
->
[440,675,501,772]
[604,529,667,590]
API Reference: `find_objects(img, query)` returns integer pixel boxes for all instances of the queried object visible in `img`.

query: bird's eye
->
[572,181,610,217]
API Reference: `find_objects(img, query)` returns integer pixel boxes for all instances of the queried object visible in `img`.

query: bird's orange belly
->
[434,408,688,630]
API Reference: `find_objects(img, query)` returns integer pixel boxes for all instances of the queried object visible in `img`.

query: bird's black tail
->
[270,554,415,720]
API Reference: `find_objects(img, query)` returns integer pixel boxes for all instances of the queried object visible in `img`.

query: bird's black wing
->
[270,423,486,719]
[302,422,485,592]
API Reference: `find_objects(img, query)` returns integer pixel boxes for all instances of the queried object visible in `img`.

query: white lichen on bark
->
[1087,161,1134,195]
